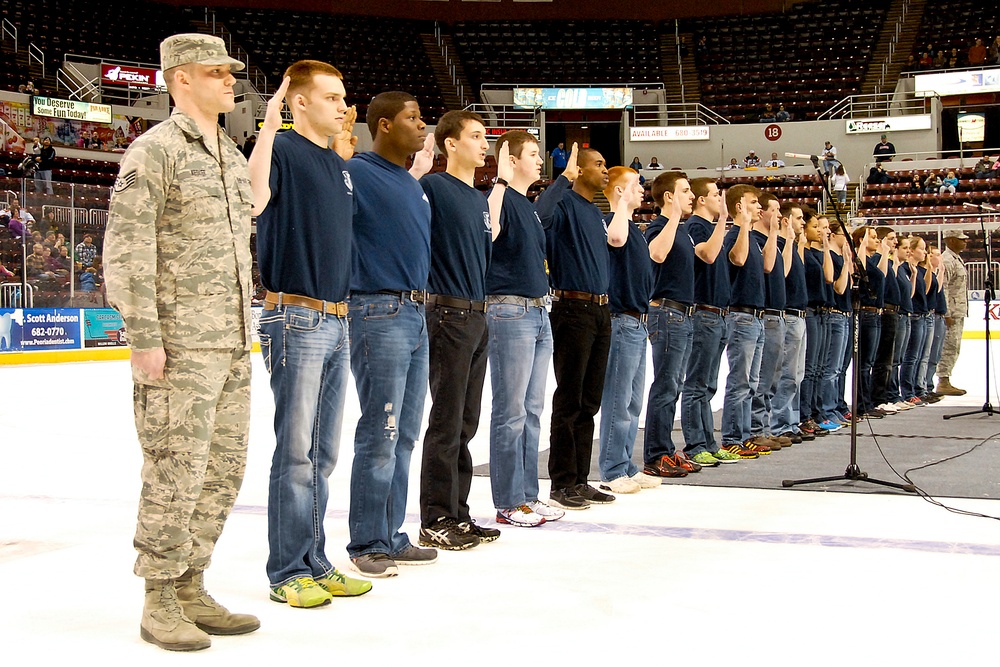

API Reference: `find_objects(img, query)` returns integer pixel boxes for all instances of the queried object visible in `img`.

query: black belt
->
[764,308,785,317]
[821,307,847,316]
[785,308,807,318]
[352,289,426,303]
[883,304,900,313]
[650,298,694,316]
[694,303,729,317]
[858,305,883,314]
[553,289,609,306]
[425,294,487,312]
[729,305,764,318]
[613,310,648,323]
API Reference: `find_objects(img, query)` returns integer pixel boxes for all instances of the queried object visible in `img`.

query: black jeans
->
[548,299,612,491]
[872,311,899,405]
[419,304,488,526]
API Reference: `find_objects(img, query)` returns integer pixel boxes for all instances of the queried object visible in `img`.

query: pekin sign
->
[101,64,165,90]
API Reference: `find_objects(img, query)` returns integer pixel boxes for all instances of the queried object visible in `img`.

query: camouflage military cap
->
[943,229,969,239]
[160,33,245,72]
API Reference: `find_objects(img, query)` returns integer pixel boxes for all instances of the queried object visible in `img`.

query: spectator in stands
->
[83,130,104,150]
[775,105,791,122]
[647,156,663,170]
[924,172,943,194]
[726,157,741,170]
[743,150,761,167]
[939,170,958,195]
[909,173,923,193]
[949,47,962,65]
[989,37,1000,65]
[821,141,838,175]
[932,52,948,70]
[759,103,776,123]
[0,261,13,280]
[919,52,933,69]
[629,156,643,171]
[903,55,917,71]
[764,152,785,168]
[43,245,68,279]
[32,137,56,195]
[550,142,568,171]
[948,57,960,69]
[873,134,895,162]
[832,164,850,203]
[24,81,35,95]
[76,234,98,268]
[27,243,57,284]
[241,134,256,159]
[867,164,892,185]
[43,231,57,253]
[54,245,72,275]
[974,155,994,179]
[695,35,708,59]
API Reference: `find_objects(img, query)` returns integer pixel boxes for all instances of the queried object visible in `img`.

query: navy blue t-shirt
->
[805,248,833,308]
[348,151,430,293]
[897,262,914,314]
[753,229,785,310]
[256,130,355,302]
[912,265,929,314]
[544,188,610,295]
[645,215,694,304]
[421,172,492,301]
[607,216,653,314]
[933,274,948,314]
[781,238,808,310]
[877,255,901,306]
[859,254,886,308]
[486,186,549,298]
[724,225,766,309]
[687,214,730,307]
[831,251,852,312]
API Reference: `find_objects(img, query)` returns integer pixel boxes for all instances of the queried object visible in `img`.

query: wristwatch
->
[493,176,509,187]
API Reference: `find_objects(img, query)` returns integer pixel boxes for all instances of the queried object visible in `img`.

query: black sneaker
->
[459,520,501,543]
[391,544,438,566]
[418,517,480,551]
[574,483,615,504]
[549,487,591,510]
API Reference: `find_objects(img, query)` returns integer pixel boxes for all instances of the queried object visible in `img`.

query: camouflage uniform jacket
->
[942,247,968,318]
[105,109,253,351]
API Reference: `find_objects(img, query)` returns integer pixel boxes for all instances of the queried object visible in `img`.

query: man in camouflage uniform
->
[104,33,258,652]
[938,228,969,396]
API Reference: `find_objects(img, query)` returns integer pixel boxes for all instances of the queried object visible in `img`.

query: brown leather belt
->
[373,289,426,303]
[553,289,609,306]
[822,307,847,316]
[650,298,694,316]
[764,308,785,317]
[425,294,487,312]
[785,308,807,318]
[883,304,900,313]
[264,291,348,317]
[695,303,729,317]
[858,305,883,314]
[730,305,764,318]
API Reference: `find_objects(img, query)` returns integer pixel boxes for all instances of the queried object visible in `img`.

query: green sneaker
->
[711,449,742,464]
[691,451,721,467]
[316,569,373,597]
[269,577,332,608]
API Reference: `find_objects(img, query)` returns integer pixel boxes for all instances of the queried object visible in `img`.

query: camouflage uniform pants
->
[938,317,965,378]
[132,347,250,581]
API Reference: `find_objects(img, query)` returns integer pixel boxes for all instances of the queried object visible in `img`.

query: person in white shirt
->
[764,152,785,168]
[821,141,839,175]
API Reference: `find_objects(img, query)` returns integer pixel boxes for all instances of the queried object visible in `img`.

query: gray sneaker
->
[350,552,398,578]
[391,544,438,566]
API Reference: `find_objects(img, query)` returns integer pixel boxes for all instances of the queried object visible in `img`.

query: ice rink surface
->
[2,341,999,663]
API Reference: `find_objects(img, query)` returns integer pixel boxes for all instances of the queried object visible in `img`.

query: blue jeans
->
[837,315,854,415]
[681,308,727,456]
[771,314,806,434]
[599,314,648,482]
[901,314,929,399]
[857,311,882,413]
[346,294,428,559]
[487,302,552,509]
[819,312,848,422]
[259,305,350,586]
[721,311,764,445]
[751,313,786,435]
[889,314,911,402]
[801,311,829,423]
[926,314,946,391]
[643,306,692,463]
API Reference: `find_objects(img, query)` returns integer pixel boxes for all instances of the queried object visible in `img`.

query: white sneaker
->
[599,476,641,494]
[630,471,662,489]
[496,505,545,527]
[526,500,565,522]
[878,402,899,413]
[894,400,914,411]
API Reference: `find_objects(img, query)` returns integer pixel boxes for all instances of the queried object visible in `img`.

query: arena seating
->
[909,3,1000,65]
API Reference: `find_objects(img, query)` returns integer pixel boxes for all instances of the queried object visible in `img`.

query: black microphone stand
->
[944,204,994,419]
[783,155,916,492]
